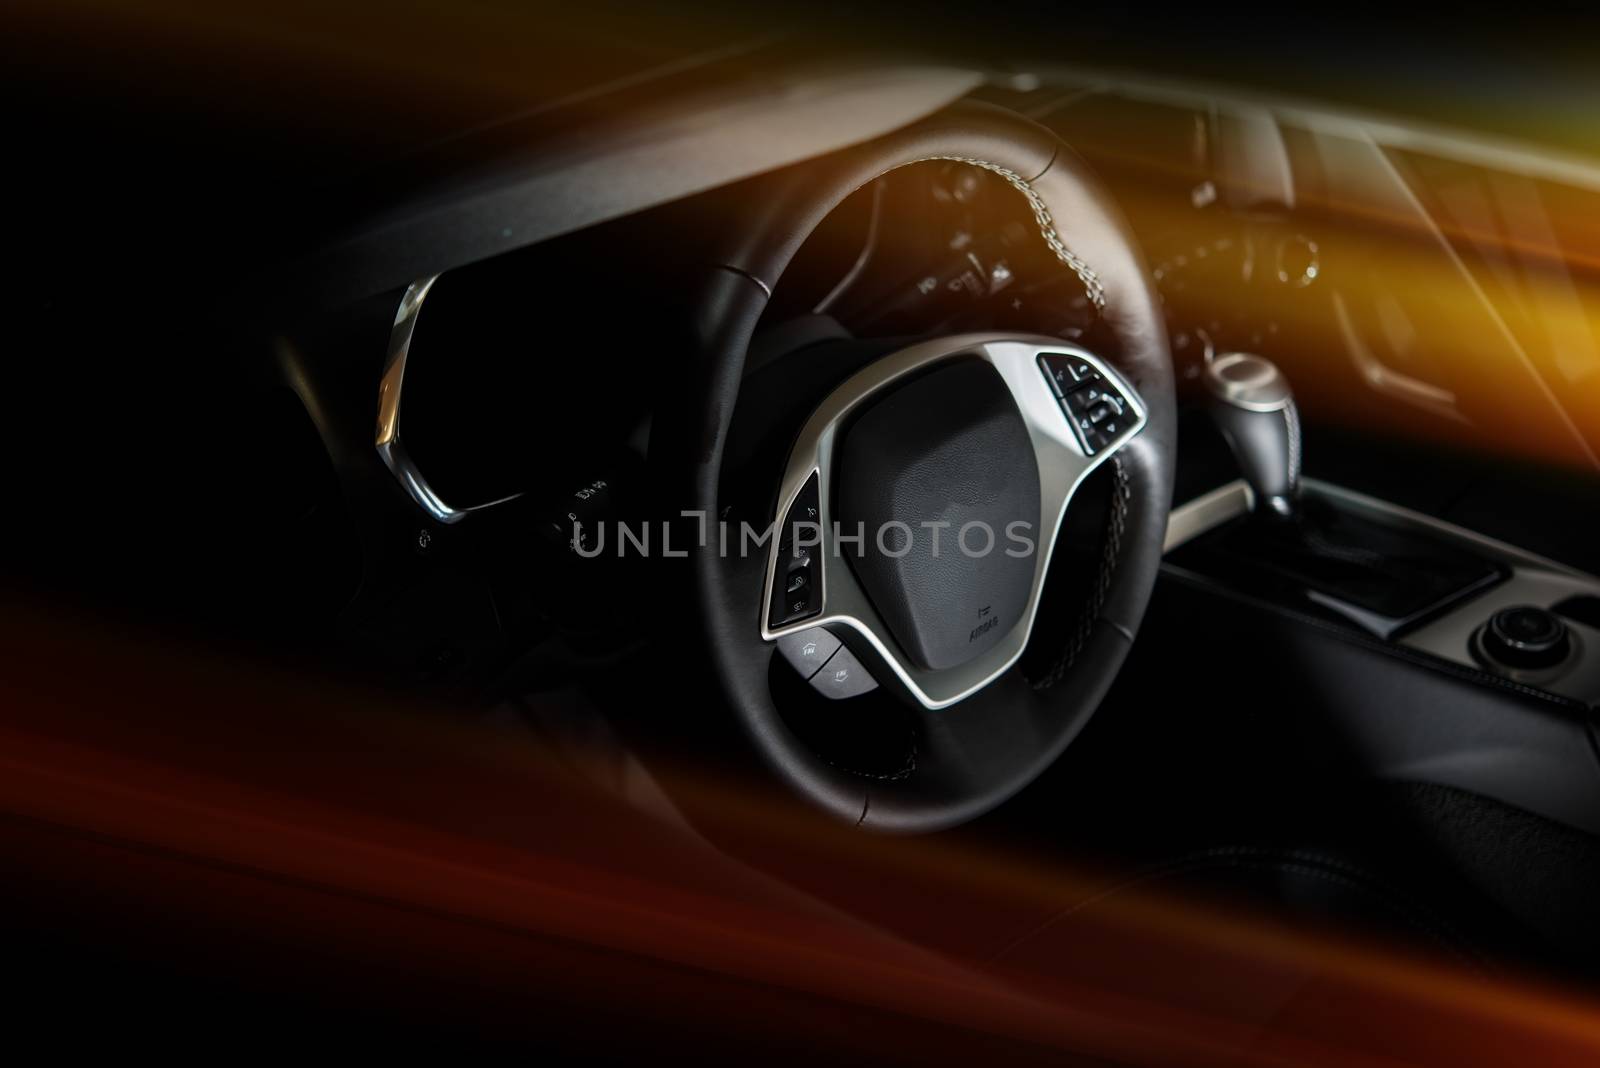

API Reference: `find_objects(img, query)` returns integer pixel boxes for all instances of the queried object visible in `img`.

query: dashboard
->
[372,78,1600,548]
[233,79,1591,771]
[70,58,1595,809]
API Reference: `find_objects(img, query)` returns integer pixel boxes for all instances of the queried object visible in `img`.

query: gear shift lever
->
[1186,351,1504,639]
[1204,352,1301,518]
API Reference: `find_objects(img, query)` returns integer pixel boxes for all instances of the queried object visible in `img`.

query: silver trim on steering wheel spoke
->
[759,333,1148,710]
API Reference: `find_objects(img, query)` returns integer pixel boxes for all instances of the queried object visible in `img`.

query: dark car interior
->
[7,5,1600,1061]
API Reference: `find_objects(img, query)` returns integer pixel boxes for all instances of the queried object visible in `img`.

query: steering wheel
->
[669,101,1175,831]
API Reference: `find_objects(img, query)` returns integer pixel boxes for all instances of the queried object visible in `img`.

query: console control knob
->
[1479,605,1570,670]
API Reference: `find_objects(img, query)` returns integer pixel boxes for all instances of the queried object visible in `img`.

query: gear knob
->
[1204,352,1301,518]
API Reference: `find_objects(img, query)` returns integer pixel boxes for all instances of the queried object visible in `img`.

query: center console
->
[1159,354,1600,837]
[1167,477,1600,709]
[1168,352,1600,709]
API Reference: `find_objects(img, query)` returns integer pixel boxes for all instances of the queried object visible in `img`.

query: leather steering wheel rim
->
[671,101,1176,832]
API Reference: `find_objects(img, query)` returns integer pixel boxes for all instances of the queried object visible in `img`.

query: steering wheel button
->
[776,626,840,680]
[777,472,822,551]
[768,472,826,628]
[1038,354,1073,396]
[1065,415,1101,456]
[772,585,820,627]
[809,646,878,699]
[1063,387,1095,414]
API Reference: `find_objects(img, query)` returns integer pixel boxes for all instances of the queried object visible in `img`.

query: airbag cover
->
[836,359,1040,671]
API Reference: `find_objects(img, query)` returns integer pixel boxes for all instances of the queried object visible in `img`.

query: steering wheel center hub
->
[835,358,1041,671]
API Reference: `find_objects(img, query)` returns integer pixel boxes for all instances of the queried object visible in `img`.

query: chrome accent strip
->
[1163,479,1252,552]
[376,276,524,524]
[717,264,773,300]
[759,334,1147,710]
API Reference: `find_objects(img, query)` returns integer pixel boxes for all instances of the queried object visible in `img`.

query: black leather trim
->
[998,845,1492,975]
[1154,568,1600,837]
[1030,456,1131,689]
[1162,561,1589,714]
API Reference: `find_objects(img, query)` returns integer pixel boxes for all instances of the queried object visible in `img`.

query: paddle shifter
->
[1203,352,1301,518]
